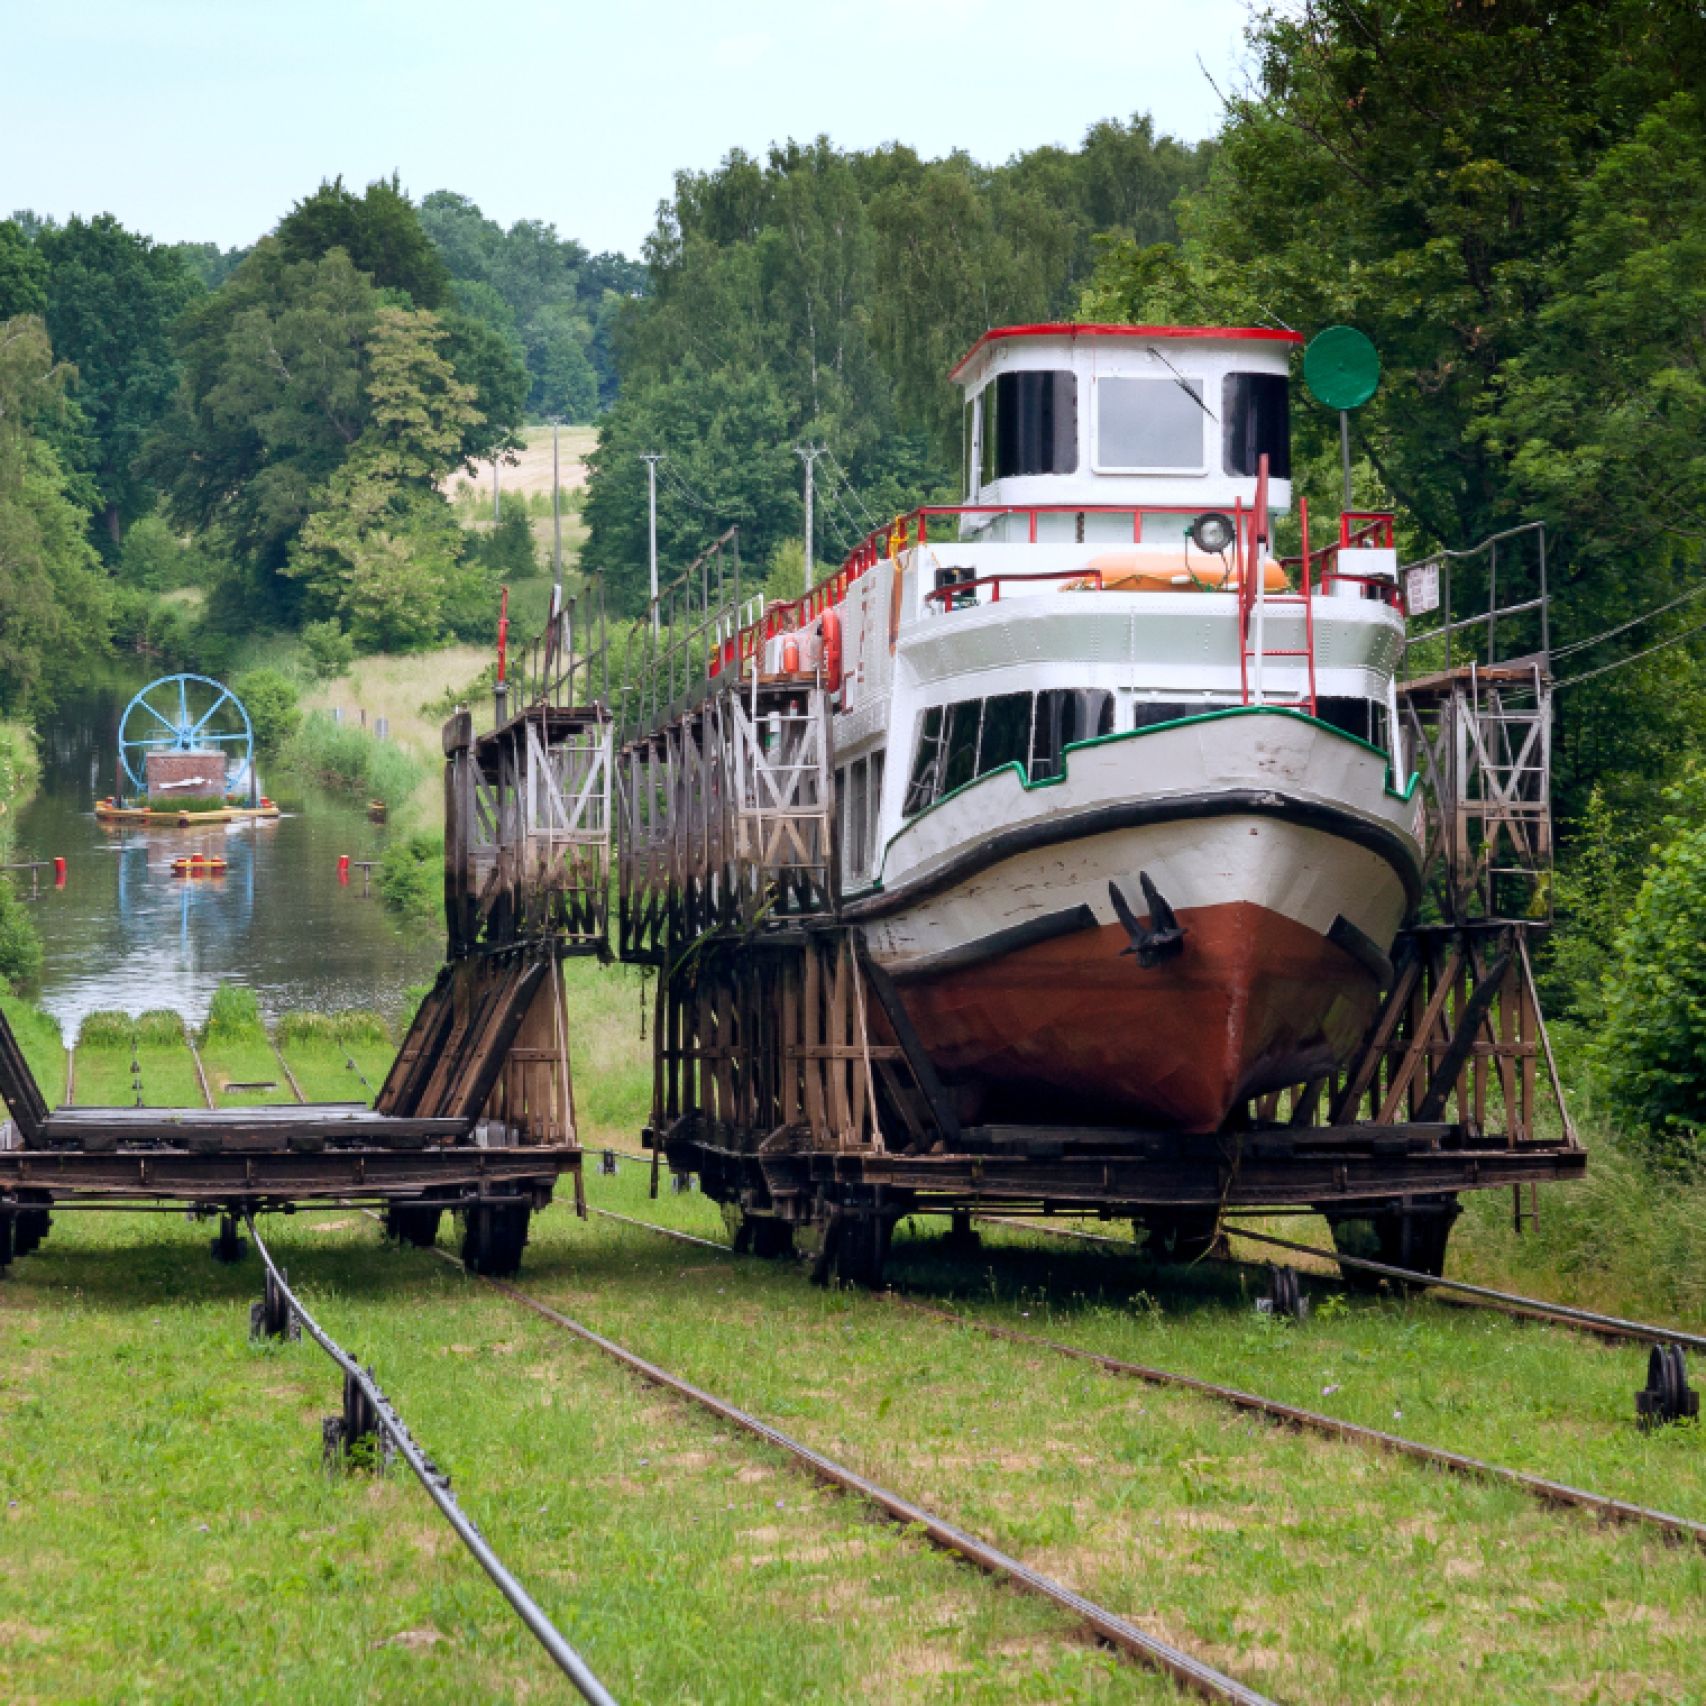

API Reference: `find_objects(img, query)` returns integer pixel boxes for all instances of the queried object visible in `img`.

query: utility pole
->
[641,452,664,634]
[795,444,825,587]
[493,454,501,521]
[549,416,563,592]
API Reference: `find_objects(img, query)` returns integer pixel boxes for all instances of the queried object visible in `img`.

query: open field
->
[444,424,598,505]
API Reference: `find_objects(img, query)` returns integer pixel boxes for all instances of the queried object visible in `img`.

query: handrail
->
[922,568,1105,608]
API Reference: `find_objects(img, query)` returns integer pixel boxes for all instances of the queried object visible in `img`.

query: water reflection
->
[15,679,444,1032]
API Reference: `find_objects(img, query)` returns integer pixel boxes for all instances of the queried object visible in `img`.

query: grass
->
[11,1180,1693,1702]
[0,993,63,1097]
[0,1210,1139,1704]
[277,1011,395,1103]
[72,1010,204,1107]
[282,712,426,819]
[299,648,488,827]
[10,951,1706,1700]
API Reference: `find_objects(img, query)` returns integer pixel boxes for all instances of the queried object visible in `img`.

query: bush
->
[474,507,540,580]
[277,1011,340,1047]
[233,667,301,756]
[109,586,197,667]
[1596,770,1706,1163]
[0,878,43,992]
[202,983,265,1045]
[136,1009,186,1047]
[379,833,443,924]
[336,1009,391,1045]
[301,619,356,681]
[78,1010,135,1048]
[398,981,434,1031]
[282,712,423,812]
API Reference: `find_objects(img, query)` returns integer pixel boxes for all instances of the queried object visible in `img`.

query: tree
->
[0,317,113,710]
[277,176,451,308]
[524,302,598,420]
[0,220,47,319]
[283,307,485,650]
[418,189,640,414]
[582,125,1208,596]
[1596,769,1706,1163]
[145,244,382,576]
[37,214,202,544]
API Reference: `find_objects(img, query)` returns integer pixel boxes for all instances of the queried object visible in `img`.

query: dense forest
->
[4,0,1706,1148]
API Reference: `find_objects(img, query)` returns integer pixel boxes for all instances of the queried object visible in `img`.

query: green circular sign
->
[1303,325,1381,411]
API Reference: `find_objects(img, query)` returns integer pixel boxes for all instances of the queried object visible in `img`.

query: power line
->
[1555,615,1706,690]
[1550,577,1706,661]
[823,449,879,532]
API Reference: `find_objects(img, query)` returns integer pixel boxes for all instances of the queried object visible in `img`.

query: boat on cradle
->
[744,323,1422,1134]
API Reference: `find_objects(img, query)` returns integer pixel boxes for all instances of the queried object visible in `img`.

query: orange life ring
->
[820,609,843,691]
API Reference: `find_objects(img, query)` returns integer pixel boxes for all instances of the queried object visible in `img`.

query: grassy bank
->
[281,711,425,819]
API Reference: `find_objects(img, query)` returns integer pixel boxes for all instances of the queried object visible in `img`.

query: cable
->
[1556,615,1706,689]
[822,449,879,531]
[1551,579,1706,661]
[658,465,720,515]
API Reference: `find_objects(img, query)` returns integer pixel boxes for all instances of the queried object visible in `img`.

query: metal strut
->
[244,1218,617,1706]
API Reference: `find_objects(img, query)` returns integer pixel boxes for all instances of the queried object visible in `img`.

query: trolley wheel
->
[1637,1344,1700,1429]
[461,1199,531,1276]
[210,1213,247,1264]
[1323,1194,1460,1292]
[1137,1209,1222,1264]
[812,1209,890,1289]
[731,1213,794,1259]
[385,1202,444,1249]
[12,1192,50,1258]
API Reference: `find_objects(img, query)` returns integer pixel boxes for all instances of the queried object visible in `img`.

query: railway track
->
[979,1210,1706,1356]
[379,1217,1279,1705]
[244,1218,617,1705]
[585,1203,1706,1554]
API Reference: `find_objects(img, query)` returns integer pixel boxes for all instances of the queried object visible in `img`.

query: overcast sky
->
[3,0,1251,256]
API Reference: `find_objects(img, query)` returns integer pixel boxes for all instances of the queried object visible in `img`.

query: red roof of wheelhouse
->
[948,322,1305,382]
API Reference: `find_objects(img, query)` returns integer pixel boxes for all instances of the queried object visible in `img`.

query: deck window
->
[903,690,1114,815]
[1030,689,1115,781]
[1222,373,1292,479]
[979,370,1078,483]
[1095,377,1206,472]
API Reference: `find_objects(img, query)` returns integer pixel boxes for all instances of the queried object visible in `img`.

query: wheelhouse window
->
[903,690,1114,816]
[1222,373,1291,479]
[978,370,1078,484]
[1095,377,1206,471]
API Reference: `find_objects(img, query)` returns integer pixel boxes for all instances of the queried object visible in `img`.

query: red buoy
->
[337,854,351,886]
[821,609,843,691]
[53,856,66,888]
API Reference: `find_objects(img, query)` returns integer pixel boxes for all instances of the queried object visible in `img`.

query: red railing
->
[923,568,1106,609]
[730,495,1398,705]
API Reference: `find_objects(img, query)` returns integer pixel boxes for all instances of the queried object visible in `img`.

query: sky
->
[2,0,1251,256]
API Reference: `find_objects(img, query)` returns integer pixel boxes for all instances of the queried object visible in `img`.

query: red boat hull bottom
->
[887,903,1380,1133]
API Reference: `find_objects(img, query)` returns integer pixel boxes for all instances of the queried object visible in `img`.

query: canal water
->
[12,678,444,1035]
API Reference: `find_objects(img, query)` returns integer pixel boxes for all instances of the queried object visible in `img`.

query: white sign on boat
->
[1405,562,1441,615]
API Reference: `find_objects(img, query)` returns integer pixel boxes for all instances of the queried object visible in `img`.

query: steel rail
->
[427,1233,1276,1705]
[245,1218,617,1705]
[590,1209,1706,1552]
[1222,1225,1706,1354]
